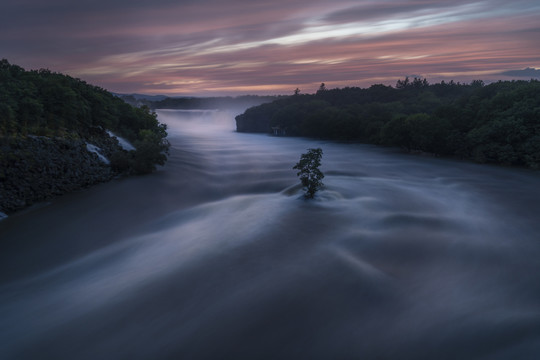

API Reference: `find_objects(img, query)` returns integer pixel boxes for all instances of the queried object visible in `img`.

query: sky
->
[2,0,540,96]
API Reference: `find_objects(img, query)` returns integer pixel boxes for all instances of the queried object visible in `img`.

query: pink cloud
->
[2,0,539,95]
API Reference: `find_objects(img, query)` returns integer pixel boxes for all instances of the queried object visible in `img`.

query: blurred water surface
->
[1,109,540,359]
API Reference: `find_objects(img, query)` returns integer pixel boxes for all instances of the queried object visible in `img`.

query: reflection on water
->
[1,109,540,359]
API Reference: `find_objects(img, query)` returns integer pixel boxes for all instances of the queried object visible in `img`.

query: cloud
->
[70,12,540,95]
[323,1,452,23]
[500,67,540,78]
[321,0,528,24]
[2,0,540,95]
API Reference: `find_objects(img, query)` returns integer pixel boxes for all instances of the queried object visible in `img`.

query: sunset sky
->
[2,0,540,96]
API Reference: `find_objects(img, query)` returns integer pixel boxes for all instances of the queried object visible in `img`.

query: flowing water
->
[1,109,540,359]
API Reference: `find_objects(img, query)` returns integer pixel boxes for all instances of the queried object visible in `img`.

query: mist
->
[1,109,539,359]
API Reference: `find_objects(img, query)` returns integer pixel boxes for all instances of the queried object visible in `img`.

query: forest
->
[0,60,172,213]
[0,59,169,174]
[236,78,540,169]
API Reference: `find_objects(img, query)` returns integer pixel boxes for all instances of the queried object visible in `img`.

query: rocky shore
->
[0,129,126,215]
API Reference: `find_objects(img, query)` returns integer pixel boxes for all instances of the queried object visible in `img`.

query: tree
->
[293,148,324,198]
[132,126,169,174]
[396,77,410,89]
[316,83,327,95]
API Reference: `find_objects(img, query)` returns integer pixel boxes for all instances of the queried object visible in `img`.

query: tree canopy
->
[0,59,169,174]
[236,78,540,169]
[293,148,324,198]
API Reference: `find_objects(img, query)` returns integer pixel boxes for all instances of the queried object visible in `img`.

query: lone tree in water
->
[293,148,324,198]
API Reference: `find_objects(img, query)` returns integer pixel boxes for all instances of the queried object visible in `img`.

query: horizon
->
[116,76,536,99]
[2,0,539,97]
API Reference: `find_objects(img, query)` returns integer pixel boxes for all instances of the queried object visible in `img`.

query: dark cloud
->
[323,2,440,23]
[500,67,540,78]
[322,0,498,23]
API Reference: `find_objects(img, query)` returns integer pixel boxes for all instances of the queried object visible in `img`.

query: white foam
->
[0,212,7,221]
[106,131,136,151]
[86,143,110,164]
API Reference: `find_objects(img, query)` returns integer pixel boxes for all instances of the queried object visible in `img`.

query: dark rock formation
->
[0,131,125,214]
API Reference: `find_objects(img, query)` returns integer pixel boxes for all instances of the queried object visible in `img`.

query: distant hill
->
[115,93,280,110]
[116,93,170,107]
[114,93,170,101]
[149,95,282,110]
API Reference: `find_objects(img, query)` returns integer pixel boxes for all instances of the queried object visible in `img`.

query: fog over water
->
[1,109,540,359]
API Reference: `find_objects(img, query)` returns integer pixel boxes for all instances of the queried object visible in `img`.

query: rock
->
[0,133,124,214]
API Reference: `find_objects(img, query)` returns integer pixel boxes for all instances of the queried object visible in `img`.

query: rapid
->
[1,109,540,359]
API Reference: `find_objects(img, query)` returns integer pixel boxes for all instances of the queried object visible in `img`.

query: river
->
[1,109,540,359]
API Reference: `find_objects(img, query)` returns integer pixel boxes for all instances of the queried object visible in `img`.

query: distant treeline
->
[236,78,540,169]
[121,94,282,110]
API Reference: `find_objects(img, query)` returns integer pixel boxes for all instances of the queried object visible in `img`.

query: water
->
[106,130,136,151]
[1,109,540,359]
[86,143,110,164]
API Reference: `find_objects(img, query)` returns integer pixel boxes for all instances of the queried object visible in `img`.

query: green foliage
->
[293,148,325,199]
[0,59,170,173]
[237,78,540,169]
[132,126,170,174]
[110,150,133,173]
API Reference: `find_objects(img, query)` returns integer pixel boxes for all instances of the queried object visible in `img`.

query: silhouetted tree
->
[317,83,327,94]
[293,148,324,198]
[396,77,410,89]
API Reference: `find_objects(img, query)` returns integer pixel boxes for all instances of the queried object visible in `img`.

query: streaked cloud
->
[1,0,539,95]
